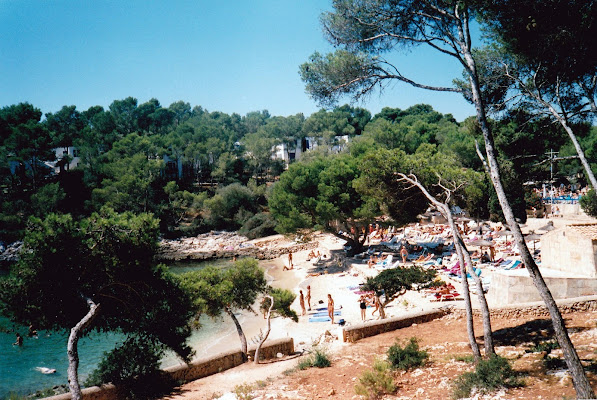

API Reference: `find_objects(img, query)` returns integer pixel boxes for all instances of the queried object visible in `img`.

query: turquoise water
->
[0,259,236,399]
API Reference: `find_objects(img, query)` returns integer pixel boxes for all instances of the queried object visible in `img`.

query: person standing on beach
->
[327,294,335,324]
[306,285,311,311]
[288,252,293,269]
[299,290,306,316]
[359,295,367,321]
[400,246,408,263]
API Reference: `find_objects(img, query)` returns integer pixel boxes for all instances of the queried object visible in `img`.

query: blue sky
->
[0,1,476,121]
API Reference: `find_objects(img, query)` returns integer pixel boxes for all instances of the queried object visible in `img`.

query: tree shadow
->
[305,249,353,275]
[486,317,593,347]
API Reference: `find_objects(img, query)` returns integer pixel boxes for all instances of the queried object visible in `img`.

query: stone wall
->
[453,295,597,319]
[43,338,294,400]
[487,269,597,306]
[541,228,597,277]
[342,308,448,343]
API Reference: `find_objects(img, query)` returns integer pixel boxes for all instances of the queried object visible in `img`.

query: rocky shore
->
[156,231,318,261]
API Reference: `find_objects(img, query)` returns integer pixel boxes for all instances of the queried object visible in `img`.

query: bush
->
[85,336,173,399]
[238,212,277,239]
[452,355,523,399]
[233,383,255,400]
[526,340,560,354]
[387,337,429,370]
[354,358,396,400]
[297,348,331,370]
[580,189,597,218]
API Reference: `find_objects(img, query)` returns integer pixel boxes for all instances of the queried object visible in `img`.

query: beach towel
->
[310,311,342,317]
[309,316,332,322]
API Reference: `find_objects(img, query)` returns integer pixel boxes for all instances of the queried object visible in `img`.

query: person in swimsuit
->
[359,295,367,321]
[327,294,335,324]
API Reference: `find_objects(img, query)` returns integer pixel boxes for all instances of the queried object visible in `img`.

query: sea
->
[0,259,245,399]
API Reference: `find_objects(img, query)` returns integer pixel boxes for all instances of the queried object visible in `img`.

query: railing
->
[541,196,581,204]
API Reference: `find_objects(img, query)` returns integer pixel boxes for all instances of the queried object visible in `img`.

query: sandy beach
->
[164,214,597,399]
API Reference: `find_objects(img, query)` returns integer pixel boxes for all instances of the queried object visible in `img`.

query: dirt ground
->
[164,310,597,400]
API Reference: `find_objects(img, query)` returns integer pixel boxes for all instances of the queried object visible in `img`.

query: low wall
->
[456,295,597,319]
[44,338,294,400]
[342,308,448,343]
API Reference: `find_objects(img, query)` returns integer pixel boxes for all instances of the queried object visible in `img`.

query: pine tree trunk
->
[396,173,495,358]
[464,47,596,398]
[67,298,100,400]
[254,295,274,364]
[454,240,482,362]
[226,308,248,362]
[455,234,495,356]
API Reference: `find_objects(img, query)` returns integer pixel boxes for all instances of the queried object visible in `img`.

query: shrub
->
[238,212,277,239]
[387,337,429,370]
[297,348,332,370]
[85,336,172,399]
[233,383,255,400]
[354,358,397,400]
[526,340,560,354]
[580,189,597,218]
[452,355,523,399]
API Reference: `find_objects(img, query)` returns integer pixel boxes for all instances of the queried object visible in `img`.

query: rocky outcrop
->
[0,241,22,269]
[156,231,318,261]
[0,232,319,266]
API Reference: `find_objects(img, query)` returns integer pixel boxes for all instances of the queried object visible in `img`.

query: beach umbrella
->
[466,239,495,248]
[524,233,542,252]
[494,230,512,237]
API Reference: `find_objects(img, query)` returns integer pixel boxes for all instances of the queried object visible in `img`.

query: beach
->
[163,214,597,399]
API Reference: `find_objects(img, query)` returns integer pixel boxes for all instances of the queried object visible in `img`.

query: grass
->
[449,354,475,363]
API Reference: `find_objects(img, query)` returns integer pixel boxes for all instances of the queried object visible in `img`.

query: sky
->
[0,1,477,122]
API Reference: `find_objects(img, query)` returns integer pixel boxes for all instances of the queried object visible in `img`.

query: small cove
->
[0,258,254,398]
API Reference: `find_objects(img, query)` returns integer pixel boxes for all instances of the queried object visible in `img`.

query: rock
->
[156,232,318,261]
[328,388,336,396]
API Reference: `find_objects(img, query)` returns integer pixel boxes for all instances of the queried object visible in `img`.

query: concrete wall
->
[486,269,597,306]
[44,338,294,400]
[541,229,597,277]
[342,309,448,343]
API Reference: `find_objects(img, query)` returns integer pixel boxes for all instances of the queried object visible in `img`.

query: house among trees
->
[47,146,80,173]
[272,135,349,166]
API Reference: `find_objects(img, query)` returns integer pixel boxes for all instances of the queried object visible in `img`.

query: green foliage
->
[232,383,255,400]
[451,355,523,399]
[580,189,597,218]
[30,183,66,217]
[178,258,267,319]
[354,358,396,400]
[269,153,378,255]
[386,337,429,371]
[297,348,332,370]
[86,336,173,399]
[361,266,437,308]
[238,212,277,239]
[260,288,299,322]
[0,208,194,357]
[203,183,260,230]
[527,340,560,354]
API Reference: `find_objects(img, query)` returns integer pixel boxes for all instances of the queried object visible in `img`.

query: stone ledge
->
[43,338,294,400]
[342,308,449,343]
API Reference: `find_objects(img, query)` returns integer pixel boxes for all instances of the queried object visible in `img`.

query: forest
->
[1,98,595,247]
